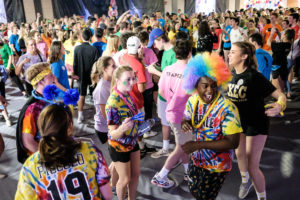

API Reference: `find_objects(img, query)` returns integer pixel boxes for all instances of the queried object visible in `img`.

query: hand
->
[265,103,282,117]
[6,68,11,74]
[181,141,199,154]
[23,58,31,64]
[119,118,134,133]
[181,120,193,133]
[37,12,41,18]
[271,27,277,35]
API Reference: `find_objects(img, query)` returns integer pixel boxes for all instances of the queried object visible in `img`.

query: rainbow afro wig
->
[183,52,232,94]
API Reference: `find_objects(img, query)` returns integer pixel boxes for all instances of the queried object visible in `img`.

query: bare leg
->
[246,135,267,193]
[114,161,131,200]
[78,95,85,111]
[235,133,248,173]
[128,150,140,200]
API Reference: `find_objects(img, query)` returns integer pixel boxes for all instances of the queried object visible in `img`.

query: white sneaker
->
[0,173,7,179]
[77,116,84,124]
[143,131,158,139]
[151,148,170,158]
[151,172,174,188]
[5,118,12,127]
[238,180,253,199]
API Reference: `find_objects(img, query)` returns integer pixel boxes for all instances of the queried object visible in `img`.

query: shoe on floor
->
[143,131,158,139]
[77,116,84,124]
[5,118,12,127]
[151,148,170,158]
[0,173,7,179]
[238,180,253,199]
[151,172,174,188]
[184,173,192,182]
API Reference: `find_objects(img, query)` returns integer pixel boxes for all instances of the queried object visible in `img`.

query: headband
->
[30,67,52,87]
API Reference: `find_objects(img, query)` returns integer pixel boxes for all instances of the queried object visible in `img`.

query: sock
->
[256,191,266,200]
[78,111,83,119]
[157,167,169,178]
[183,163,189,174]
[162,140,170,151]
[139,141,145,150]
[241,171,249,183]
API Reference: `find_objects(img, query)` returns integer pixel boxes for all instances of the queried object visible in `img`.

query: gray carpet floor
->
[0,79,299,200]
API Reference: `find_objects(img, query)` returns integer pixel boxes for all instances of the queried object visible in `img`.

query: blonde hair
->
[110,65,133,93]
[26,62,50,83]
[102,35,120,56]
[90,56,113,86]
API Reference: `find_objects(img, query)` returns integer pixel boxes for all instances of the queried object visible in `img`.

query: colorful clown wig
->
[183,52,232,94]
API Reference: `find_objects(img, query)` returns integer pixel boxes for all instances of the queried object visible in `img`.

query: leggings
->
[9,69,25,93]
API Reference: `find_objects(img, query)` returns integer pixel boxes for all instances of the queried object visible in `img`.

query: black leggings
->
[9,69,25,93]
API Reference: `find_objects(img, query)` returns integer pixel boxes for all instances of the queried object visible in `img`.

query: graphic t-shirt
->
[15,141,110,200]
[158,48,177,102]
[51,59,70,89]
[0,43,14,69]
[105,90,138,152]
[184,94,242,172]
[93,79,111,132]
[227,68,276,134]
[22,100,47,154]
[158,62,190,124]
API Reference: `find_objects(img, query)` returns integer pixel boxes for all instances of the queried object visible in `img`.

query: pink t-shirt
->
[36,41,48,58]
[142,47,158,89]
[158,62,190,124]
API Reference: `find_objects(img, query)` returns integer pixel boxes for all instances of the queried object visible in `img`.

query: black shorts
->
[153,81,158,92]
[242,124,269,136]
[272,66,288,81]
[108,143,140,163]
[79,82,89,96]
[188,160,228,200]
[95,129,108,144]
[223,47,231,50]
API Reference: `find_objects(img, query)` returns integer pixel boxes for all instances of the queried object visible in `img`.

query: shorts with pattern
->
[187,160,228,200]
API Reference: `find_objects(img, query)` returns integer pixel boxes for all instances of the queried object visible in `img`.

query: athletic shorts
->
[187,161,228,200]
[157,98,169,126]
[95,129,108,144]
[169,122,192,145]
[223,47,231,50]
[79,82,88,96]
[108,143,140,163]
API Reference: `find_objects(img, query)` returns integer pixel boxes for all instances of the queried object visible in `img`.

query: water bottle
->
[137,118,158,137]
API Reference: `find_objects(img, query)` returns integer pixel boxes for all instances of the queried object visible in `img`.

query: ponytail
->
[233,41,258,70]
[90,56,113,86]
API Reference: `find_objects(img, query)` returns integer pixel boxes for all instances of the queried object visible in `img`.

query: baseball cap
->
[147,28,164,48]
[127,36,141,54]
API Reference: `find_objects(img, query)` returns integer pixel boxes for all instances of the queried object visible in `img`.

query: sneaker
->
[183,173,192,182]
[141,145,156,154]
[112,186,117,196]
[5,118,12,127]
[143,131,158,139]
[151,148,170,158]
[238,180,253,199]
[77,116,84,124]
[151,172,175,188]
[0,173,7,179]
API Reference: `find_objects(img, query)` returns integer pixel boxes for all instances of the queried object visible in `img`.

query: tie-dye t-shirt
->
[15,141,110,200]
[184,94,243,172]
[105,90,138,152]
[22,100,47,154]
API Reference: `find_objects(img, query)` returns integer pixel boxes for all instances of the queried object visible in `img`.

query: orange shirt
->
[41,34,52,49]
[262,24,282,51]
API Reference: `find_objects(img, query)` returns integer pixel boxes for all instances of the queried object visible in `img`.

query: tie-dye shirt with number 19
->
[15,141,110,200]
[184,94,243,172]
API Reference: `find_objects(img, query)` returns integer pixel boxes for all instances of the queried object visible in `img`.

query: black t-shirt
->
[227,68,276,134]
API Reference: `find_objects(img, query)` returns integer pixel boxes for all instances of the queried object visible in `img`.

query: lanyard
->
[114,86,138,116]
[191,92,220,129]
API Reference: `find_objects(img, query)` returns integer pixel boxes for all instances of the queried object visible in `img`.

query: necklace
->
[191,92,220,129]
[114,86,138,115]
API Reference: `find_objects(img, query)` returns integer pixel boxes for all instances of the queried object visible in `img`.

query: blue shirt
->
[223,25,232,49]
[92,41,107,56]
[9,34,20,52]
[256,48,273,80]
[51,59,70,89]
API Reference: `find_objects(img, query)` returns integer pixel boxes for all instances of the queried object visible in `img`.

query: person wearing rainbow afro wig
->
[181,52,243,200]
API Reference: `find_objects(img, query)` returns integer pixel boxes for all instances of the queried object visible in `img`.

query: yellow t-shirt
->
[15,141,110,200]
[184,94,243,172]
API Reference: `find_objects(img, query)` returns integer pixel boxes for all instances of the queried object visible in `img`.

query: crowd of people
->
[0,5,299,200]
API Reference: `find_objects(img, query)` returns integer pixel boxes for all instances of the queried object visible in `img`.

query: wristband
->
[276,100,286,111]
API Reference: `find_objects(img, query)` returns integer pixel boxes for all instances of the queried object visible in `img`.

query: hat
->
[147,28,164,48]
[127,36,140,54]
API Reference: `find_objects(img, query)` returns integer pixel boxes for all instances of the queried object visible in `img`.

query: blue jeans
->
[286,59,294,93]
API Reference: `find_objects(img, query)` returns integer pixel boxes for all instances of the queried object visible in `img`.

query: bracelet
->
[276,100,286,111]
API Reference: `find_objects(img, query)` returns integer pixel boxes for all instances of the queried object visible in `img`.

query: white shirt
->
[230,27,247,44]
